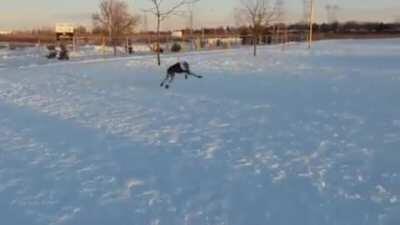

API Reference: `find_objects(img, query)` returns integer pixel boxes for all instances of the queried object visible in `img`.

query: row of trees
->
[93,1,400,62]
[314,22,400,33]
[92,0,140,57]
[92,0,200,65]
[235,0,283,56]
[92,0,283,64]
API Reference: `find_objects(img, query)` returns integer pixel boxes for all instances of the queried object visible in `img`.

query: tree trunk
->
[308,0,314,49]
[156,16,161,66]
[253,34,257,57]
[111,38,117,56]
[109,25,116,56]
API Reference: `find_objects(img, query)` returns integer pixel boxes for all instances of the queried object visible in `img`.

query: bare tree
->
[236,0,281,56]
[144,0,199,66]
[93,0,140,56]
[274,0,288,50]
[74,25,88,35]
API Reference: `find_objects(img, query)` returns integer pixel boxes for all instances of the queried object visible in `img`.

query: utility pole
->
[108,0,114,55]
[188,2,195,51]
[143,12,151,46]
[275,0,287,50]
[143,12,149,32]
[308,0,314,49]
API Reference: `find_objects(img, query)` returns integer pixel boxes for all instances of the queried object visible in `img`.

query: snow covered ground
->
[0,39,400,225]
[0,44,153,70]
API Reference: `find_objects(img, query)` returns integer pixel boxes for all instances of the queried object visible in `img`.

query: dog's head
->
[180,61,190,72]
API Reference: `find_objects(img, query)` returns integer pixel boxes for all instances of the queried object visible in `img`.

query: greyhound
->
[160,61,202,89]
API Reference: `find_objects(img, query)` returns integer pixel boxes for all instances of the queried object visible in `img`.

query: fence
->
[61,31,309,56]
[0,30,310,59]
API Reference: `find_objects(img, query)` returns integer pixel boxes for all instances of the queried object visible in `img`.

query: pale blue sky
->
[0,0,399,30]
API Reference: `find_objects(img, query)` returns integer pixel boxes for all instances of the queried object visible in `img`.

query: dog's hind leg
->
[165,74,175,89]
[160,75,169,87]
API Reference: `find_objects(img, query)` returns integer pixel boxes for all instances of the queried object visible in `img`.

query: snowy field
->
[0,39,400,225]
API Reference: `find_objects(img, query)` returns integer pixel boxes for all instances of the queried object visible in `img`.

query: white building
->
[171,31,183,38]
[0,30,12,35]
[55,23,75,34]
[206,37,242,46]
[55,23,75,40]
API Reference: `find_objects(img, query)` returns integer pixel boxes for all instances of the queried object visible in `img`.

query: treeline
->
[290,22,400,34]
[4,22,400,38]
[201,22,400,36]
[147,22,400,39]
[2,22,400,44]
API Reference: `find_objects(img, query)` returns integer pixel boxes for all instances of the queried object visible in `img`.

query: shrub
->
[171,42,182,52]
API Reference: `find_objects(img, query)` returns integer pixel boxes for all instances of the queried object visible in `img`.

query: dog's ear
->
[183,62,190,71]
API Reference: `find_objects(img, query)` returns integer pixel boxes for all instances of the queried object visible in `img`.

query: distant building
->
[171,30,183,38]
[55,23,75,41]
[206,37,242,46]
[0,30,12,35]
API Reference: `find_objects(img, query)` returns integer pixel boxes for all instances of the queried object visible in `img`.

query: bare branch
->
[236,0,281,56]
[143,0,201,65]
[92,0,140,55]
